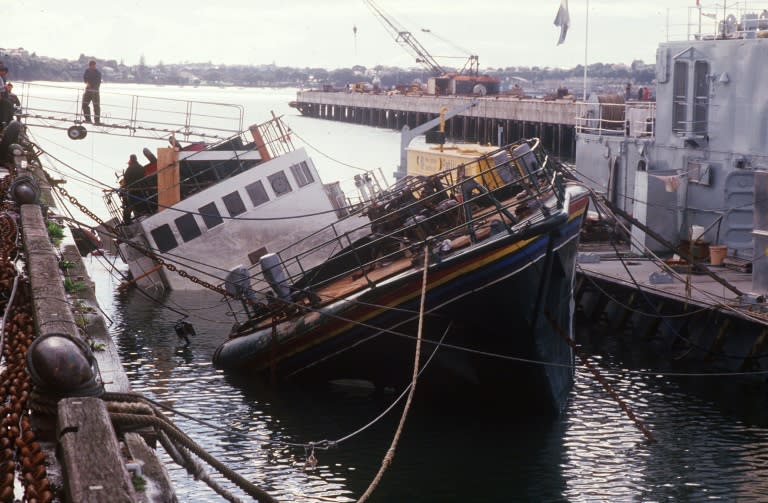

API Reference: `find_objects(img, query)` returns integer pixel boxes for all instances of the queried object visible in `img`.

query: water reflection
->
[563,349,768,502]
[85,254,768,502]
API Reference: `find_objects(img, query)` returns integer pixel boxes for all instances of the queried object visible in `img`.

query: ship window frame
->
[222,191,247,217]
[199,202,223,229]
[175,213,202,242]
[245,180,270,207]
[290,161,315,187]
[672,60,689,134]
[268,171,293,196]
[150,224,178,253]
[692,60,709,137]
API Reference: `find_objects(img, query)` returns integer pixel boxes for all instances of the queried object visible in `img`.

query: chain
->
[58,186,106,228]
[54,185,269,309]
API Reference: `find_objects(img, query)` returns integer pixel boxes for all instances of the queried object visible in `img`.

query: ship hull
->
[214,187,589,412]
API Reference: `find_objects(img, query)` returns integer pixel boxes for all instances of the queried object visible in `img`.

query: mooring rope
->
[356,242,431,502]
[102,400,244,501]
[110,412,277,502]
[156,430,243,503]
[104,392,277,502]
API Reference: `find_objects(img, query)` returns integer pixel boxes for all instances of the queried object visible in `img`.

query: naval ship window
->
[175,213,202,242]
[672,60,688,133]
[268,171,293,196]
[246,180,269,207]
[693,61,709,137]
[290,161,315,187]
[150,224,178,253]
[199,202,223,229]
[223,191,247,216]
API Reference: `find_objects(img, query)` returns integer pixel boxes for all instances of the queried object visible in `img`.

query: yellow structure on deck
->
[407,142,529,190]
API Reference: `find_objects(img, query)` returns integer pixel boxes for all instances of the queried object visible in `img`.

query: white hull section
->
[125,147,363,290]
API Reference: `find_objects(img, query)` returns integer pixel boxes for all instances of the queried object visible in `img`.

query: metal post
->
[583,0,589,102]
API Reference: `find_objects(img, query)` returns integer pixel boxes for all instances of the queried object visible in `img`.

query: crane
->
[362,0,499,95]
[363,0,446,76]
[420,28,480,77]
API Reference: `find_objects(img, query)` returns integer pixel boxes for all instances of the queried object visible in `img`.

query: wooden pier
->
[290,90,579,161]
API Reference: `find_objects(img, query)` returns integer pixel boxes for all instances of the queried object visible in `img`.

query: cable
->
[290,129,369,172]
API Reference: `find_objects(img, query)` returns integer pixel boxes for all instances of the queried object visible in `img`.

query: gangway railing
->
[575,100,656,139]
[12,82,244,142]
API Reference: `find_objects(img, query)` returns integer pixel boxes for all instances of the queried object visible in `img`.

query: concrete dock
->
[291,90,579,161]
[576,250,768,375]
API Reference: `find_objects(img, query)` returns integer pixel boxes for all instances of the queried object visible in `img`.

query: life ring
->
[67,125,87,140]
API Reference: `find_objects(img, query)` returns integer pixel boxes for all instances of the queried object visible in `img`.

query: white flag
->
[553,0,570,45]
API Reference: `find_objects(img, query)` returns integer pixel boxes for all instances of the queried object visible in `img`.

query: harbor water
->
[28,85,768,501]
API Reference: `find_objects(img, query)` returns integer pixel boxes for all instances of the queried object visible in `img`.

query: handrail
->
[15,81,245,142]
[575,101,656,139]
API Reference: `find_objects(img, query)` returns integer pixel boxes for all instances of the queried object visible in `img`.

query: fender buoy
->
[67,125,87,140]
[142,147,157,164]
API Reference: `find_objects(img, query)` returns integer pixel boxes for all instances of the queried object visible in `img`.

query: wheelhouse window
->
[223,191,246,217]
[150,224,178,253]
[268,171,292,196]
[199,202,223,229]
[246,180,270,207]
[175,213,202,242]
[290,161,315,187]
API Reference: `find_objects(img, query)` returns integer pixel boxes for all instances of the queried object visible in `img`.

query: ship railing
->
[677,3,768,42]
[104,118,301,224]
[249,114,295,159]
[15,82,245,142]
[576,101,655,139]
[224,138,568,324]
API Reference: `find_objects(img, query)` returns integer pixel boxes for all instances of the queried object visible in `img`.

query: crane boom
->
[363,0,445,76]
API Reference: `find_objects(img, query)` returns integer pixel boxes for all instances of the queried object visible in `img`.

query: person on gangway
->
[82,60,102,124]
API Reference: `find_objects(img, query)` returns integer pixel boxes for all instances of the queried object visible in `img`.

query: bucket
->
[691,225,706,242]
[709,244,727,266]
[680,239,709,261]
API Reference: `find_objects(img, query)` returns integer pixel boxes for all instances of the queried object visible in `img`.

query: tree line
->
[0,51,655,89]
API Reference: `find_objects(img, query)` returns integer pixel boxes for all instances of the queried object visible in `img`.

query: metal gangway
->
[10,81,245,143]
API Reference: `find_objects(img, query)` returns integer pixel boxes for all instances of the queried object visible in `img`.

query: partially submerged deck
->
[578,256,753,315]
[575,248,768,374]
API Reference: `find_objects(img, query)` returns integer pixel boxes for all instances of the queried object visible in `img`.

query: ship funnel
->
[260,253,292,301]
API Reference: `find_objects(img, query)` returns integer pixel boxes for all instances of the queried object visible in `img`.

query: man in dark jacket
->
[0,66,13,126]
[82,60,102,124]
[121,154,150,223]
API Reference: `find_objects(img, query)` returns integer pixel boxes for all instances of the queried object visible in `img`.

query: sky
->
[3,1,724,70]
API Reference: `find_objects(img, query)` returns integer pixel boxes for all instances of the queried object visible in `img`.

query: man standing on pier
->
[82,60,102,124]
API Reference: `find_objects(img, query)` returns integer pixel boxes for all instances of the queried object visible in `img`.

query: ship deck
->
[576,247,764,325]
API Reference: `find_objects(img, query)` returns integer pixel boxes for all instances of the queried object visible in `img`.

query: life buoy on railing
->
[67,125,87,140]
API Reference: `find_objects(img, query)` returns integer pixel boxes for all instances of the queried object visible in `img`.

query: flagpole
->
[583,0,589,101]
